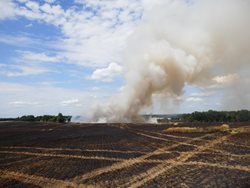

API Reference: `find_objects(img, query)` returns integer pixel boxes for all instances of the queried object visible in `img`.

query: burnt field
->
[0,122,249,188]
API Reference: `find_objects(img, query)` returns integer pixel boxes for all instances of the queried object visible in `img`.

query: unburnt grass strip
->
[0,146,147,154]
[0,146,143,159]
[0,150,124,162]
[55,150,143,159]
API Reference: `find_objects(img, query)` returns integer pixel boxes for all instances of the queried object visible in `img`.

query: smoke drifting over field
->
[92,0,250,122]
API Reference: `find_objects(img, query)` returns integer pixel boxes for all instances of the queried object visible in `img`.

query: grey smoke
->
[92,0,250,122]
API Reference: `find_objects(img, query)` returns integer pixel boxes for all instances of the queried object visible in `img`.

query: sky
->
[0,0,249,118]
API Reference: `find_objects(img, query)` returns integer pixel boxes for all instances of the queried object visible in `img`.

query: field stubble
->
[0,121,249,188]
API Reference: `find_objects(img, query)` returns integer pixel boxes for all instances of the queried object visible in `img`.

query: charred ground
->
[0,121,249,188]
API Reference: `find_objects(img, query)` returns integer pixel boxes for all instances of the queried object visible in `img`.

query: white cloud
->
[9,101,40,106]
[20,51,62,63]
[0,50,62,78]
[186,97,203,102]
[91,87,101,91]
[0,0,145,70]
[25,23,33,27]
[0,34,32,46]
[61,99,80,106]
[16,0,29,3]
[0,64,49,77]
[90,63,123,82]
[6,0,143,68]
[0,82,113,117]
[0,0,16,20]
[0,82,30,91]
[213,73,239,85]
[190,91,214,98]
[44,0,56,4]
[1,0,249,117]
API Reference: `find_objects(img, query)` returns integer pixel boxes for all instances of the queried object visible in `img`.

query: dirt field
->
[0,121,249,188]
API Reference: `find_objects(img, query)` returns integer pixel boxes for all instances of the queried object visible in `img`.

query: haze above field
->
[0,0,250,119]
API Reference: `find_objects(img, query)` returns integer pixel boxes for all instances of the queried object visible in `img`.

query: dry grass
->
[230,127,250,134]
[164,124,230,133]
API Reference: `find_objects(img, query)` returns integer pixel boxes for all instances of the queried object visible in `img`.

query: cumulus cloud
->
[90,63,123,82]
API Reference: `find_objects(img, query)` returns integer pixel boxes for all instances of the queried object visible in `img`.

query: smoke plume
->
[92,0,250,122]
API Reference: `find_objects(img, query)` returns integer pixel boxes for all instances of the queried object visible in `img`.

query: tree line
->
[180,110,250,122]
[0,113,72,123]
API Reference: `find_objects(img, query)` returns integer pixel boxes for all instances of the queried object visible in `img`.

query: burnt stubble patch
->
[0,122,249,187]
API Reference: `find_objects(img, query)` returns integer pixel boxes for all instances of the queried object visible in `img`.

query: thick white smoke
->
[92,0,250,122]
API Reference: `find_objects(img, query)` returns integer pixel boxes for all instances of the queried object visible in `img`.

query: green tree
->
[56,113,65,123]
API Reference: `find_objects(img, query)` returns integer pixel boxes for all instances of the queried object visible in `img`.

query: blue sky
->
[0,0,249,118]
[0,0,143,117]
